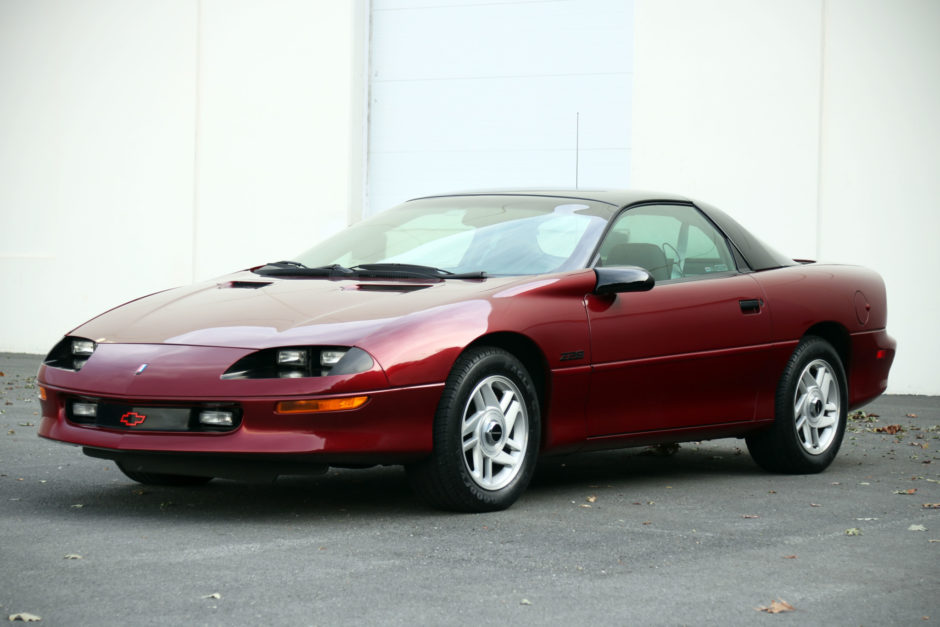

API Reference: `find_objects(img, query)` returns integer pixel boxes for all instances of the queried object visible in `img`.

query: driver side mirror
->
[594,266,655,295]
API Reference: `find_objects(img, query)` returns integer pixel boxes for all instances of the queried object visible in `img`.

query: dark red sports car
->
[38,190,895,511]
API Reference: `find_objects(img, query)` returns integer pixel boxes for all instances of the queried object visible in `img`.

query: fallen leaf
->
[8,613,42,622]
[810,503,822,507]
[579,504,592,508]
[742,514,760,519]
[0,371,5,376]
[63,554,82,560]
[907,413,918,418]
[586,495,597,503]
[70,504,83,509]
[201,593,221,600]
[845,528,862,536]
[894,488,917,495]
[756,599,795,614]
[908,524,927,532]
[642,521,651,525]
[923,503,940,509]
[875,424,903,434]
[783,555,797,559]
[520,599,532,606]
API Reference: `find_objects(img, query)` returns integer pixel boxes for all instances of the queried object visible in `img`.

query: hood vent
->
[353,283,432,293]
[224,281,273,289]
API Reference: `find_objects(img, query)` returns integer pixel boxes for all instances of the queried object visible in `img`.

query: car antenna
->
[574,111,580,189]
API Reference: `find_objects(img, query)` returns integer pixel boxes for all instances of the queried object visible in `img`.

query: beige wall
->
[0,0,366,354]
[633,0,940,394]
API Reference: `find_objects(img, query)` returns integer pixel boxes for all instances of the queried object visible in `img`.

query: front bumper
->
[38,382,444,464]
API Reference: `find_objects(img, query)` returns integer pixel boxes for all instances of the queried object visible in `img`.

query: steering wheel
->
[662,242,684,278]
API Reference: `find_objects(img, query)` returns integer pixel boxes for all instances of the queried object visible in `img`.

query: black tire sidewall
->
[773,337,848,472]
[420,346,541,512]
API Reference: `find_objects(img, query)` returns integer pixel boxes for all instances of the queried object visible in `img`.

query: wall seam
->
[191,0,203,282]
[360,0,373,219]
[814,0,828,261]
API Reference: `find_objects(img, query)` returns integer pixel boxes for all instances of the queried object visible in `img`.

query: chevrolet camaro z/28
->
[38,190,895,511]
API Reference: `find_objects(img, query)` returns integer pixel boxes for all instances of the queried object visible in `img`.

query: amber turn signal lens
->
[275,396,369,414]
[38,387,47,401]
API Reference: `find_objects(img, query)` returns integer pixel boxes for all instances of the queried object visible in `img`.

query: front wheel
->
[746,336,847,473]
[407,346,540,512]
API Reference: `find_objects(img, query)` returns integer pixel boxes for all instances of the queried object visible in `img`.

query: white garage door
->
[368,0,634,215]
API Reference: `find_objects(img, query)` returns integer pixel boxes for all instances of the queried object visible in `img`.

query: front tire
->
[746,336,847,473]
[116,462,213,486]
[407,346,540,512]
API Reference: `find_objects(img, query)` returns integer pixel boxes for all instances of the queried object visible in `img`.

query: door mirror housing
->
[594,266,655,295]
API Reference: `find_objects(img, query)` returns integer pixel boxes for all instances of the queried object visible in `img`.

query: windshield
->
[293,195,615,276]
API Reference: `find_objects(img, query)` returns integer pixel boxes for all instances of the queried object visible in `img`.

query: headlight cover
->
[221,346,374,380]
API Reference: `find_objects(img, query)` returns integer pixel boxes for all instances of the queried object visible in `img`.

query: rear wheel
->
[746,336,847,473]
[116,462,213,486]
[407,346,540,512]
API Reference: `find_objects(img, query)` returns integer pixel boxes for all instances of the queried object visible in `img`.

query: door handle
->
[739,299,763,314]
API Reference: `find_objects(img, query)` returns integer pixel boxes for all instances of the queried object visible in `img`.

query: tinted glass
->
[596,204,736,280]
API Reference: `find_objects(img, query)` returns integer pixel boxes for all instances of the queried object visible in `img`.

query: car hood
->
[70,271,529,349]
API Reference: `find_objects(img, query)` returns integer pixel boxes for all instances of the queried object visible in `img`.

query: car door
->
[585,203,773,436]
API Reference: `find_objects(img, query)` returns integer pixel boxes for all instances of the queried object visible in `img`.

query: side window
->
[596,204,735,280]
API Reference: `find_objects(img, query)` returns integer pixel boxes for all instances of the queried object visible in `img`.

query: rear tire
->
[746,336,847,473]
[116,462,213,486]
[407,346,540,512]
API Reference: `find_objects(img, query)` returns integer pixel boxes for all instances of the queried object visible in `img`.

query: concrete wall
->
[1,0,936,394]
[632,0,940,394]
[0,0,365,353]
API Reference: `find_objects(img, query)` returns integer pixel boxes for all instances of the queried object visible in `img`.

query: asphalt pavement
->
[1,352,937,626]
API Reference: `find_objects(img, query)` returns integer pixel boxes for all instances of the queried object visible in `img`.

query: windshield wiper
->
[351,263,486,279]
[253,262,356,277]
[254,261,485,280]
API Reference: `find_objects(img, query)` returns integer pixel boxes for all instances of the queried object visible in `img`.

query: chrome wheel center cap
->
[807,389,825,426]
[480,411,505,455]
